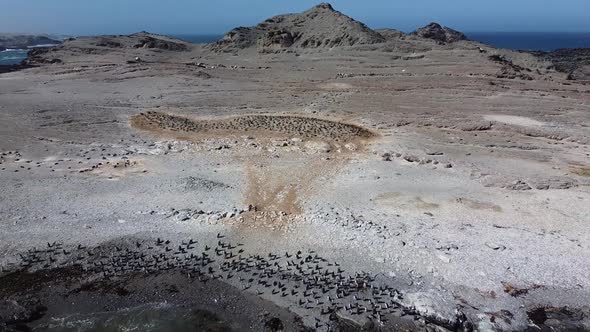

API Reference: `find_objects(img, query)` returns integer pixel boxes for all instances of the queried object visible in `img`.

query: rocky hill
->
[410,23,467,43]
[63,32,190,52]
[531,48,590,80]
[25,32,192,65]
[210,3,385,53]
[0,34,61,51]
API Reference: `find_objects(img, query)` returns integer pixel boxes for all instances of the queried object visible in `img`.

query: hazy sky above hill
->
[2,0,589,35]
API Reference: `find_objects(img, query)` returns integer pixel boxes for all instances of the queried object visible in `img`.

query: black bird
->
[217,233,224,239]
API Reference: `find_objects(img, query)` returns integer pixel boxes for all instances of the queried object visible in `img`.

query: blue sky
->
[2,0,589,35]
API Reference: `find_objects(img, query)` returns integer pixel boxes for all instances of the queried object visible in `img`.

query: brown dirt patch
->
[571,165,590,177]
[242,157,343,219]
[454,197,502,212]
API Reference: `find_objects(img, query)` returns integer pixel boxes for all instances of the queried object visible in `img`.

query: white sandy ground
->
[484,115,546,127]
[0,36,590,330]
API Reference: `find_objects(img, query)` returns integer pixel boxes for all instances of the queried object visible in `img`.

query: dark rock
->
[531,48,590,80]
[0,63,35,74]
[527,307,590,331]
[411,23,467,43]
[504,180,532,191]
[403,154,420,163]
[0,299,47,326]
[0,34,61,50]
[376,29,406,41]
[258,29,295,52]
[489,54,534,80]
[132,36,188,51]
[264,317,284,331]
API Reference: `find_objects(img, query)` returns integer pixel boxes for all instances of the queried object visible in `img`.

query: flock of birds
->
[1,233,467,331]
[0,136,148,177]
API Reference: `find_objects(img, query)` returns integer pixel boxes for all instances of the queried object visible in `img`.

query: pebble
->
[437,254,451,263]
[485,242,506,251]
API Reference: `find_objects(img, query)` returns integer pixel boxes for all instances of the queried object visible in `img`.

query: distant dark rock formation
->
[488,54,534,80]
[411,23,467,43]
[83,33,189,51]
[25,48,63,65]
[375,29,406,41]
[210,3,385,53]
[0,34,61,49]
[531,48,590,80]
[23,32,191,65]
[129,33,189,51]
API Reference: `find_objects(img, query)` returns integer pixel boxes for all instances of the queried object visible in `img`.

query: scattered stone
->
[403,154,420,163]
[304,141,331,153]
[504,180,532,191]
[533,177,577,190]
[485,242,506,251]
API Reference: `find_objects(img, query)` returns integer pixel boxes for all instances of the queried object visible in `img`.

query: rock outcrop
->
[23,32,192,65]
[531,48,590,80]
[411,23,467,43]
[488,54,534,80]
[375,29,407,41]
[210,3,385,53]
[0,34,61,50]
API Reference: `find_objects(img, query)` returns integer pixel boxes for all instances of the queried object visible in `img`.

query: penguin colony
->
[133,111,375,142]
[3,235,471,331]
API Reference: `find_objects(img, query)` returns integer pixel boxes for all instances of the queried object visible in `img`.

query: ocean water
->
[466,32,590,51]
[0,49,29,65]
[169,34,222,44]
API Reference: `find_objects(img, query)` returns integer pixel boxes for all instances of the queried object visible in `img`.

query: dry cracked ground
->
[1,33,590,331]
